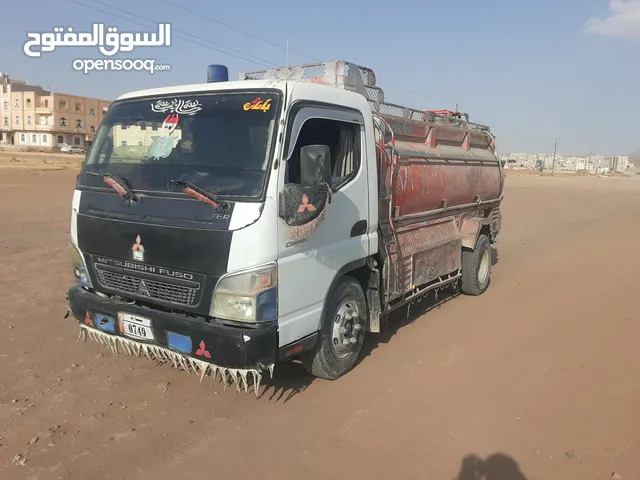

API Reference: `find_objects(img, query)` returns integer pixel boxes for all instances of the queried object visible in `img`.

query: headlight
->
[210,263,277,323]
[71,243,93,288]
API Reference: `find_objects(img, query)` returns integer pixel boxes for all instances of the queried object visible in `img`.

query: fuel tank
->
[388,140,502,220]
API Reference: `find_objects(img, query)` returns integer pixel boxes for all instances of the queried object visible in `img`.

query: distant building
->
[0,72,110,149]
[504,152,539,169]
[611,156,629,173]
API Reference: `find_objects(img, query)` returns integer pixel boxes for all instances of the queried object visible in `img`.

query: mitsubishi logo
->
[132,235,145,262]
[137,279,151,296]
[297,193,316,213]
[195,340,211,359]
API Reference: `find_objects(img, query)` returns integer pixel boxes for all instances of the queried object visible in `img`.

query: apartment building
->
[609,155,629,173]
[0,72,110,149]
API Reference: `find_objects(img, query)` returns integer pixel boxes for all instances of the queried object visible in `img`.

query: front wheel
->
[301,276,367,380]
[460,233,492,296]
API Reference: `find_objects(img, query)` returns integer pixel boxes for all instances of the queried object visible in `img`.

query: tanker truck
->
[66,60,503,394]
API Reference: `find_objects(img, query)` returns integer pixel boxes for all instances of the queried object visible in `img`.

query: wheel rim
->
[331,299,364,359]
[478,249,490,284]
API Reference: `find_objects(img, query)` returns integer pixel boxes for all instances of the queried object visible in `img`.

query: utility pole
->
[285,32,290,68]
[551,138,558,175]
[587,150,592,173]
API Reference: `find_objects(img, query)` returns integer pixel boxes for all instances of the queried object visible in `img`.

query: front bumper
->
[67,286,278,371]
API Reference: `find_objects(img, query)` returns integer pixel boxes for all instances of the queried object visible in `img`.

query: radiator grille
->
[95,268,198,306]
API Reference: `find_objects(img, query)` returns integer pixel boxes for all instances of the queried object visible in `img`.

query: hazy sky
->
[3,0,639,155]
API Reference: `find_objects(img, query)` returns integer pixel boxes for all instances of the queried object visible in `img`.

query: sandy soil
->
[0,150,84,172]
[1,157,639,480]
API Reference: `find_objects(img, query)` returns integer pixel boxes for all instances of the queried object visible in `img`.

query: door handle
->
[350,220,367,237]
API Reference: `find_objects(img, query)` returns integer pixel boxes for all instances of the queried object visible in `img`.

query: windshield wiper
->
[170,179,229,211]
[87,171,139,205]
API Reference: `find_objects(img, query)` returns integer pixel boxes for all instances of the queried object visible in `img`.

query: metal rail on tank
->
[238,60,492,133]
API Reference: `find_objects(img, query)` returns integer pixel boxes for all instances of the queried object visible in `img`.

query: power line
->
[161,0,319,63]
[73,0,516,139]
[159,0,461,107]
[83,0,279,67]
[84,0,469,109]
[73,0,451,107]
[69,0,277,68]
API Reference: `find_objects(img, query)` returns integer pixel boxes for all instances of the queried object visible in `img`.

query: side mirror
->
[299,144,331,187]
[279,145,332,228]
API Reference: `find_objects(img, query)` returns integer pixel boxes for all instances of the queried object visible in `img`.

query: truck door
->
[276,105,371,348]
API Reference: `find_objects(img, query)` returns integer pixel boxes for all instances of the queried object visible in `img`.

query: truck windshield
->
[79,91,280,198]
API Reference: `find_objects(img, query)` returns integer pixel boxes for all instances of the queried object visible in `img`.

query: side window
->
[286,117,361,191]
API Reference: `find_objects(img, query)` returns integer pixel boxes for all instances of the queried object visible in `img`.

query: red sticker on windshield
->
[162,114,179,134]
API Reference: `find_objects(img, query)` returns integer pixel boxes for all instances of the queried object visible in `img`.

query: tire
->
[301,275,367,380]
[460,233,492,296]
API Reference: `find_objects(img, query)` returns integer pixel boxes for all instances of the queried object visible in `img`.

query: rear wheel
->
[301,276,367,380]
[460,233,492,296]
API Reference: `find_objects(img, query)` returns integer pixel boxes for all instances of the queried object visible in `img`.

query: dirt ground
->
[1,153,639,480]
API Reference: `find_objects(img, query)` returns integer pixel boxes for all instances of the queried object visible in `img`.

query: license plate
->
[118,313,155,341]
